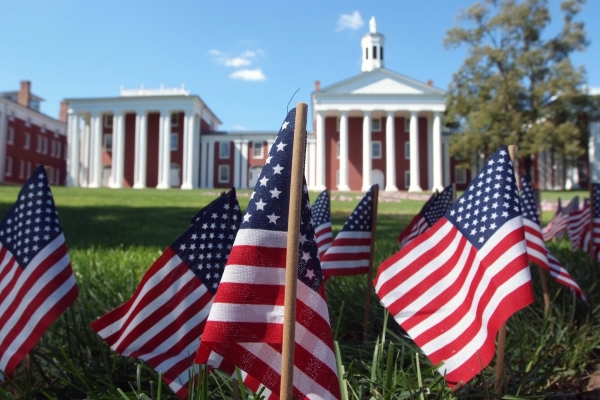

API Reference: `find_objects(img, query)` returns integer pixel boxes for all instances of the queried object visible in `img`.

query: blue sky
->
[1,0,598,131]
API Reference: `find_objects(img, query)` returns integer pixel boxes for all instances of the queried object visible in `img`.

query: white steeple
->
[361,16,385,72]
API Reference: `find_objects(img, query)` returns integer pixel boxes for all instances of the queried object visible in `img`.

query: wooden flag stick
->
[280,102,308,400]
[362,184,380,344]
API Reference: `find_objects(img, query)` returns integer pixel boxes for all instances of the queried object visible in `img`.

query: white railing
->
[120,84,190,97]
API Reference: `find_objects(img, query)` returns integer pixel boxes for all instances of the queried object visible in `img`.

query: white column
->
[590,121,600,183]
[409,111,422,192]
[385,111,398,192]
[191,114,200,188]
[109,113,125,188]
[362,111,372,191]
[67,113,80,187]
[81,118,90,187]
[233,140,242,188]
[181,113,195,189]
[306,139,316,189]
[206,140,214,188]
[338,111,350,191]
[200,139,208,188]
[157,112,171,189]
[432,112,444,192]
[0,109,7,182]
[240,140,248,189]
[315,111,326,190]
[133,111,147,188]
[88,113,102,188]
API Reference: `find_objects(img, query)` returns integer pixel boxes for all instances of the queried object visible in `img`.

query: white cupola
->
[361,17,385,72]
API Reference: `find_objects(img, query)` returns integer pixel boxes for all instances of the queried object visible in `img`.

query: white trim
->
[405,141,410,160]
[23,132,30,150]
[218,164,230,183]
[103,114,113,128]
[219,141,231,159]
[455,166,467,184]
[404,170,410,189]
[372,140,382,159]
[103,133,113,152]
[372,117,381,132]
[7,127,14,145]
[252,141,263,159]
[170,132,179,151]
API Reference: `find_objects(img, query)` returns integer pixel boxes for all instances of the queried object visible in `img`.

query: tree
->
[444,0,589,174]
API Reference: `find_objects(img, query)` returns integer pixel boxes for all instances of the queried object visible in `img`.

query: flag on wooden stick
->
[592,183,600,261]
[520,175,587,301]
[91,189,241,399]
[0,165,78,380]
[311,190,332,259]
[195,108,340,400]
[319,186,377,278]
[374,147,534,387]
[567,201,591,252]
[542,197,579,242]
[397,185,454,247]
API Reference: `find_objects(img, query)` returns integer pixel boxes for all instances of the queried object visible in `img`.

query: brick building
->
[0,81,67,186]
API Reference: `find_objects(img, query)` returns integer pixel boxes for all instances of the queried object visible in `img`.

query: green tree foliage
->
[444,0,590,172]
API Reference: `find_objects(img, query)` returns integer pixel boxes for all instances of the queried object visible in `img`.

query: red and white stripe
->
[320,231,372,277]
[314,221,333,259]
[523,217,587,301]
[541,213,569,242]
[397,215,428,247]
[0,234,78,379]
[91,248,213,399]
[374,217,533,386]
[567,204,590,251]
[196,228,340,400]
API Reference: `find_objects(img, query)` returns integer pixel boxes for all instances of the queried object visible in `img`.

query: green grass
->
[0,187,598,399]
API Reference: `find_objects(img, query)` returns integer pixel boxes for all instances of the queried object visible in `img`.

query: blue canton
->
[520,175,540,225]
[311,190,331,227]
[594,183,600,219]
[339,186,375,232]
[423,185,454,226]
[240,108,323,291]
[446,147,521,250]
[171,189,242,295]
[0,165,63,269]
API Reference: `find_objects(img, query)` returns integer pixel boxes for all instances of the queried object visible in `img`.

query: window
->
[104,114,113,128]
[37,135,43,153]
[405,142,410,160]
[373,46,378,59]
[219,142,230,159]
[372,141,382,159]
[43,137,48,154]
[23,133,30,150]
[7,128,14,145]
[51,140,56,157]
[57,142,62,159]
[170,133,178,151]
[170,113,179,127]
[19,160,24,178]
[41,125,46,133]
[365,47,369,60]
[5,157,12,177]
[455,167,467,184]
[252,142,263,159]
[405,118,410,132]
[25,118,31,127]
[404,171,410,189]
[103,134,113,152]
[336,141,340,159]
[577,161,588,181]
[55,169,61,185]
[372,118,381,131]
[8,112,15,121]
[26,161,31,177]
[381,46,384,60]
[218,165,230,183]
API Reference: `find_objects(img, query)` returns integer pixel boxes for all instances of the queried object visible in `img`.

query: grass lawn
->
[0,187,597,399]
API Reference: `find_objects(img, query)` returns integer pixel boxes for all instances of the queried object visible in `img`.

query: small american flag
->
[520,175,586,301]
[195,108,341,400]
[593,183,600,261]
[311,190,332,259]
[0,165,78,380]
[397,185,454,247]
[567,201,591,252]
[320,186,377,278]
[374,147,534,387]
[91,189,241,399]
[541,197,579,242]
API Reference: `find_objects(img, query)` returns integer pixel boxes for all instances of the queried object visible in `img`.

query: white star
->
[265,156,273,164]
[259,176,269,186]
[243,213,251,223]
[301,251,311,262]
[256,198,267,210]
[276,142,287,151]
[270,187,282,198]
[281,121,289,130]
[273,164,284,174]
[306,269,315,279]
[267,213,280,224]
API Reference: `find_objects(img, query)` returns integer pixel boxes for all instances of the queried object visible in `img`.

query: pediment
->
[317,68,445,96]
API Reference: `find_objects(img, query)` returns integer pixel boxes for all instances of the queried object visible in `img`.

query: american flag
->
[397,185,454,247]
[567,201,591,252]
[195,108,341,400]
[320,186,376,278]
[311,190,332,259]
[541,197,579,242]
[0,165,78,380]
[593,183,600,261]
[91,189,241,399]
[520,175,586,301]
[374,147,534,387]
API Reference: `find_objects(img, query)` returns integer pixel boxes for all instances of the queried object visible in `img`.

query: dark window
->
[381,46,384,60]
[365,48,369,60]
[373,46,378,59]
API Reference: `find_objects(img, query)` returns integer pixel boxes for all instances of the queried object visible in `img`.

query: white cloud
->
[233,124,246,130]
[336,11,364,31]
[230,69,266,81]
[209,49,262,68]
